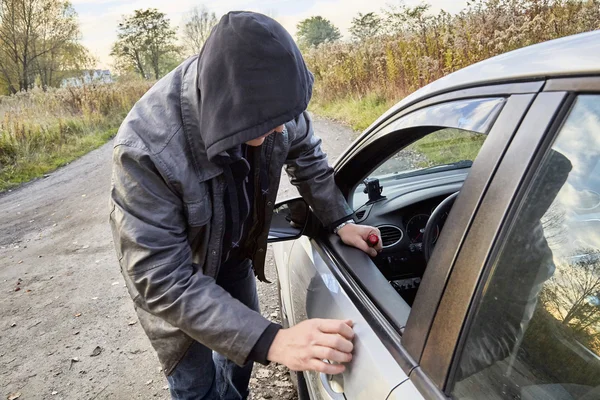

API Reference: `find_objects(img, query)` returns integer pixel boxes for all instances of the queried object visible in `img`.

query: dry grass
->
[0,81,153,191]
[306,0,600,128]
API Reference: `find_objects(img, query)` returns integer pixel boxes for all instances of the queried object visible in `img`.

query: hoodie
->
[197,11,314,164]
[197,11,315,269]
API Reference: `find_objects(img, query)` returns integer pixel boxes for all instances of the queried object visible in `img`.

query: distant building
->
[61,70,113,87]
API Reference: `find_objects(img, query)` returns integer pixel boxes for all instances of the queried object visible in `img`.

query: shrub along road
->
[0,115,356,400]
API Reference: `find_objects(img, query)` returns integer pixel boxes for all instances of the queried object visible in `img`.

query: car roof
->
[369,30,600,132]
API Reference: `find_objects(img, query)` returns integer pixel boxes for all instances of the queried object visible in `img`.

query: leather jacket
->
[108,56,353,374]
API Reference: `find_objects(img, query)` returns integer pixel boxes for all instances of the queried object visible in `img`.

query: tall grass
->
[307,0,600,129]
[0,81,153,191]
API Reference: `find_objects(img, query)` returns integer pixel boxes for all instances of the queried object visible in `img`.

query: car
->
[267,30,600,400]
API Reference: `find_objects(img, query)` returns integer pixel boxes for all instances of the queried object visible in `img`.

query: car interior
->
[352,173,464,307]
[339,124,484,319]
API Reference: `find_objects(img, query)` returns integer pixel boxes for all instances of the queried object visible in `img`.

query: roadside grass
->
[309,93,395,133]
[0,128,117,191]
[0,81,152,192]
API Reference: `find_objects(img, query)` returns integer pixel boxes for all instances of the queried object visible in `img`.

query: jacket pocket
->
[183,193,212,227]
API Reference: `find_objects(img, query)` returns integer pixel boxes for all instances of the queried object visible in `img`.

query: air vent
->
[379,225,404,248]
[356,210,366,219]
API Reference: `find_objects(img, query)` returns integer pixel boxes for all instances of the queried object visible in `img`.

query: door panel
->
[420,92,570,388]
[288,236,408,399]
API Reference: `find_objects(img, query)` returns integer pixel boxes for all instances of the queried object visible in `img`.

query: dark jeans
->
[167,259,259,400]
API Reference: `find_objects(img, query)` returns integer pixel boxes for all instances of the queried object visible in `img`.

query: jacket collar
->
[180,56,223,183]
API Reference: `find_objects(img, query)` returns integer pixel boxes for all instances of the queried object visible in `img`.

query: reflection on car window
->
[451,95,600,400]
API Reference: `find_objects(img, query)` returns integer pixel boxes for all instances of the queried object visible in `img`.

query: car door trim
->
[419,91,571,390]
[313,236,418,375]
[409,367,449,400]
[544,76,600,92]
[402,94,538,364]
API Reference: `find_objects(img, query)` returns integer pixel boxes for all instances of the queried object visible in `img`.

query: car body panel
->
[284,236,408,399]
[273,239,295,325]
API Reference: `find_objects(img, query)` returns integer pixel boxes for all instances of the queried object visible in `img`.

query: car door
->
[416,80,600,399]
[280,83,541,399]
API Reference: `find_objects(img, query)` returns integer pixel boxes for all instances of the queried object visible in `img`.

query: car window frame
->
[416,90,577,395]
[320,82,544,391]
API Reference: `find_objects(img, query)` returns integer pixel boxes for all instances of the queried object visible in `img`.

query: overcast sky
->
[73,0,468,69]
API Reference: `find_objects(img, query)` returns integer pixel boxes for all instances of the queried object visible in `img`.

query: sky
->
[73,0,469,69]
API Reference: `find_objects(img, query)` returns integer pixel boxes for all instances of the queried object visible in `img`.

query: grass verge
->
[0,127,117,192]
[0,81,153,193]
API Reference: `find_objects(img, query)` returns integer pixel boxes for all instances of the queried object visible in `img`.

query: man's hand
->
[267,319,354,375]
[337,224,382,257]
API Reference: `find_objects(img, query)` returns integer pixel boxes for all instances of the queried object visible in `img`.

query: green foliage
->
[111,8,182,80]
[307,0,600,116]
[0,0,84,93]
[181,5,218,57]
[407,129,486,167]
[350,12,383,41]
[0,81,153,191]
[296,16,341,49]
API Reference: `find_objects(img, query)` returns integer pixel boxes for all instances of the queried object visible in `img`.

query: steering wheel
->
[423,191,460,263]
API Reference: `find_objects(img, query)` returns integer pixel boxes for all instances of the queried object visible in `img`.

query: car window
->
[370,127,485,177]
[451,95,600,400]
[351,98,504,207]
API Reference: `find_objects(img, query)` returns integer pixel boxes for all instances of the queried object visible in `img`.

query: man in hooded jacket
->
[109,11,382,400]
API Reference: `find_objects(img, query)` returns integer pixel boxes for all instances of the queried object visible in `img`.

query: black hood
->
[197,11,314,165]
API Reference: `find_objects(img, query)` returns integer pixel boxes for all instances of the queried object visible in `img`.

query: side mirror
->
[268,198,309,243]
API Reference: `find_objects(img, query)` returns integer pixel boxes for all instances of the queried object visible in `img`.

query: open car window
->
[351,98,504,208]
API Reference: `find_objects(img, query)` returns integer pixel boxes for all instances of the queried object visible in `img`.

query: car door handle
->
[319,371,345,399]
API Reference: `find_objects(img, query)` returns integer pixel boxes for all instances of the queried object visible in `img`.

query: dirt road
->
[0,116,356,400]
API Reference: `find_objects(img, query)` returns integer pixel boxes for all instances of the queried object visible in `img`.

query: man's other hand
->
[267,319,354,374]
[337,224,382,257]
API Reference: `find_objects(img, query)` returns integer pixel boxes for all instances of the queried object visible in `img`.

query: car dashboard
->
[352,169,467,305]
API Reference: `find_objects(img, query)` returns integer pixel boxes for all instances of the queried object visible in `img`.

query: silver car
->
[269,31,600,400]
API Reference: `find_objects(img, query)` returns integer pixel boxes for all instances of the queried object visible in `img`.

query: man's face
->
[245,125,284,147]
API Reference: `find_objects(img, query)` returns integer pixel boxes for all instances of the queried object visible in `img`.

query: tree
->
[0,0,81,93]
[542,251,600,334]
[181,5,217,56]
[296,16,341,48]
[349,12,382,41]
[35,42,94,89]
[111,9,180,80]
[382,3,432,35]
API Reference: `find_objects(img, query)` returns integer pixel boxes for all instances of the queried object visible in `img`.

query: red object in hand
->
[368,234,379,246]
